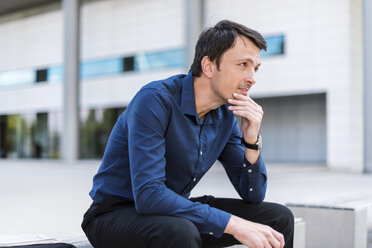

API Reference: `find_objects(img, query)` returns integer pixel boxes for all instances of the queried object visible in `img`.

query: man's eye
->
[240,62,247,68]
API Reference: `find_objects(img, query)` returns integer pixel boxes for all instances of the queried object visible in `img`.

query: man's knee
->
[153,217,201,248]
[271,203,295,231]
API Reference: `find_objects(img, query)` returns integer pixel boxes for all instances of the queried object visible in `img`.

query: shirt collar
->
[180,72,223,124]
[180,72,197,117]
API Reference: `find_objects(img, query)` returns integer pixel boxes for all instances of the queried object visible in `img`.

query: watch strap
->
[241,137,259,150]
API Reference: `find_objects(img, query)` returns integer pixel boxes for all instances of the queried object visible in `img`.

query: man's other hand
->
[224,215,285,248]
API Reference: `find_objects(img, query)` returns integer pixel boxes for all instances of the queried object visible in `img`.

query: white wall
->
[0,3,63,71]
[80,0,184,60]
[0,0,184,69]
[348,0,364,172]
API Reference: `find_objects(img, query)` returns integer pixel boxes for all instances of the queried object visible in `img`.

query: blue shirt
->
[89,72,268,237]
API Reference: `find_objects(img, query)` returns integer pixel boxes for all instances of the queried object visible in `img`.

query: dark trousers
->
[82,195,294,248]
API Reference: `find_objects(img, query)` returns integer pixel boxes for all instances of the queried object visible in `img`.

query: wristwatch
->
[241,135,262,150]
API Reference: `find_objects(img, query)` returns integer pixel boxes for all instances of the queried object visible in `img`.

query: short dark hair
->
[189,20,267,77]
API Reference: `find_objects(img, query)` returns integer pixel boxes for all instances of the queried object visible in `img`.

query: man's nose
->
[244,69,256,86]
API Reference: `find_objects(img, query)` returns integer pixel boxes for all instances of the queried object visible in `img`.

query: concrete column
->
[364,0,372,173]
[185,0,204,70]
[62,0,80,161]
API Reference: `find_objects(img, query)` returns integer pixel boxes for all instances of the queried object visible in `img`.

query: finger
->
[228,98,258,108]
[228,106,263,118]
[232,110,261,120]
[272,231,285,248]
[263,238,273,248]
[228,97,263,112]
[232,111,262,125]
[233,93,262,110]
[230,110,263,124]
[228,99,263,113]
[268,234,281,248]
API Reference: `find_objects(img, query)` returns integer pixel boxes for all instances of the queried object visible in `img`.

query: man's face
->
[210,36,261,104]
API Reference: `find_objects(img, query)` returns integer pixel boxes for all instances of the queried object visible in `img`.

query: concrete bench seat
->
[0,234,92,248]
[60,236,92,248]
[287,199,370,248]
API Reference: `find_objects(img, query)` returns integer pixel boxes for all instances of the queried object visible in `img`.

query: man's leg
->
[82,203,201,248]
[191,195,294,248]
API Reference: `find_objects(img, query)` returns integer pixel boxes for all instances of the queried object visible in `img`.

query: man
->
[82,20,294,248]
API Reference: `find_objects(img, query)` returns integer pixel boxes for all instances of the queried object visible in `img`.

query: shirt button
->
[248,169,252,173]
[200,150,203,156]
[209,232,214,235]
[243,163,246,168]
[249,188,253,192]
[193,177,197,182]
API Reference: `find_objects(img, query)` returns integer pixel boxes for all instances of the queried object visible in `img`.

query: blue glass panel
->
[0,68,34,88]
[47,66,63,83]
[0,48,186,89]
[80,58,123,79]
[262,35,285,57]
[135,49,185,71]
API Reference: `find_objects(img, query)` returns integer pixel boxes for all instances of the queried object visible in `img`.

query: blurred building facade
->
[0,0,365,172]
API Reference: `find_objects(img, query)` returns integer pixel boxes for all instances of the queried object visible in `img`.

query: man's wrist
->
[245,149,260,164]
[243,134,259,144]
[242,134,262,151]
[224,215,239,235]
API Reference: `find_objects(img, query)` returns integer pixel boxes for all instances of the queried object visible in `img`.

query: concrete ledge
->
[294,218,306,248]
[61,236,92,248]
[0,234,93,248]
[287,203,367,248]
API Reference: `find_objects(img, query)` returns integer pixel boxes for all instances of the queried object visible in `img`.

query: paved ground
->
[1,159,372,247]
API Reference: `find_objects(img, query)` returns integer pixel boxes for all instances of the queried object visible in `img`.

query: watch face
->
[257,135,262,149]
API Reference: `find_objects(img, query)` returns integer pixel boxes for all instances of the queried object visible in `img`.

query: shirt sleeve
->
[127,88,231,237]
[218,118,267,203]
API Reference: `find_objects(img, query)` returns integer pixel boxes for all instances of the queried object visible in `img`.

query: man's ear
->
[201,56,214,78]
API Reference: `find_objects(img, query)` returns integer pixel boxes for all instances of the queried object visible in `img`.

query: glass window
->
[4,114,35,158]
[47,111,61,158]
[80,107,125,159]
[33,113,49,158]
[135,49,185,71]
[0,115,6,158]
[262,35,285,57]
[0,68,34,88]
[80,58,123,79]
[47,66,63,83]
[123,56,135,72]
[0,112,62,159]
[0,48,186,89]
[36,69,47,82]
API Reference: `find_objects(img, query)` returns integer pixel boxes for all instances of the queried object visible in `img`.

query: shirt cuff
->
[201,207,231,238]
[244,154,266,176]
